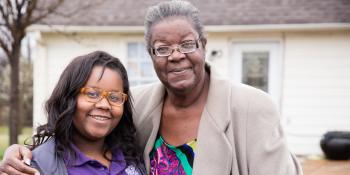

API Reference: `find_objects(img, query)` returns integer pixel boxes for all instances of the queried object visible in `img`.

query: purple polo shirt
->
[63,144,128,175]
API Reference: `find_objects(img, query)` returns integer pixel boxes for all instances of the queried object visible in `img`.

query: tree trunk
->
[9,44,21,144]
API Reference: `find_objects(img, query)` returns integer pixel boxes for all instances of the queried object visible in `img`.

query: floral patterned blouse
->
[150,135,196,175]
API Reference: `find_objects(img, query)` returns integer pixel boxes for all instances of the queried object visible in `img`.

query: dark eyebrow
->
[152,39,170,46]
[154,39,196,48]
[181,39,196,43]
[83,86,122,93]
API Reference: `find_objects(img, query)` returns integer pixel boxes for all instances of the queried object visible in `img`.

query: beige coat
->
[132,65,303,175]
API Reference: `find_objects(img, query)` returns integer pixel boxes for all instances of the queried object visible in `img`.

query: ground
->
[301,157,350,175]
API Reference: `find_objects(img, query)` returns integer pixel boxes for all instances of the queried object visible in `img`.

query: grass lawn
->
[0,126,33,160]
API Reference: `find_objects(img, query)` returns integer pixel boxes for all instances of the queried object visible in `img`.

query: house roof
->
[38,0,350,26]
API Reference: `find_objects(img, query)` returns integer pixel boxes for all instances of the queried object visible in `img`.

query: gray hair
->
[144,0,205,50]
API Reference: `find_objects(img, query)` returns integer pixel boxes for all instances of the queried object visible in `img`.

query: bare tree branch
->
[0,36,10,58]
[0,27,13,43]
[0,0,74,145]
[29,0,64,24]
[23,0,36,27]
[17,0,26,10]
[0,1,11,28]
[14,0,22,30]
[5,0,15,22]
[45,0,105,18]
[16,0,27,27]
[5,0,15,15]
[15,0,25,21]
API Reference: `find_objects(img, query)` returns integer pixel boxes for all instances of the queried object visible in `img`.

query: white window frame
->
[230,41,283,106]
[124,39,157,86]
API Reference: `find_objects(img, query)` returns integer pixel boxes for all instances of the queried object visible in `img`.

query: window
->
[127,42,157,86]
[242,52,269,92]
[231,41,282,105]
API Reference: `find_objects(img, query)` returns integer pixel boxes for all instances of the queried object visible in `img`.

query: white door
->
[230,41,282,106]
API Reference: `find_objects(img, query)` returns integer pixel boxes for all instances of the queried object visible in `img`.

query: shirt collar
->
[63,143,126,169]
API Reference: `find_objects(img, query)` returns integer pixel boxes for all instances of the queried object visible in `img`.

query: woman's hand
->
[0,144,39,175]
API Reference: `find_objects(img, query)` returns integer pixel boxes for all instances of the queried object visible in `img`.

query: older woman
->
[0,1,302,175]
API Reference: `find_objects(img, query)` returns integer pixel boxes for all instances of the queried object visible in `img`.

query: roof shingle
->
[38,0,350,26]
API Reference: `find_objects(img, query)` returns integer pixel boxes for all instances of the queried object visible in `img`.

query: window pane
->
[141,62,155,77]
[127,42,157,86]
[140,45,150,59]
[127,60,139,77]
[127,43,138,59]
[242,52,269,92]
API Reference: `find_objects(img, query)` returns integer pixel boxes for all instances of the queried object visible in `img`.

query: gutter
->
[28,23,350,33]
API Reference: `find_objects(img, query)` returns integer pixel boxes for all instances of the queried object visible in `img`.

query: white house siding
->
[283,31,350,155]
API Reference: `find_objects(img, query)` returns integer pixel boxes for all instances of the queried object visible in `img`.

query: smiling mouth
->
[88,114,111,121]
[169,67,191,73]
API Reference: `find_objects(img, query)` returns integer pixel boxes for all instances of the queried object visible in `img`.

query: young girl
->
[29,51,144,175]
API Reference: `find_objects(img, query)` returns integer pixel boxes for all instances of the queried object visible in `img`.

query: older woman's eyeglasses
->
[151,39,200,57]
[80,87,127,106]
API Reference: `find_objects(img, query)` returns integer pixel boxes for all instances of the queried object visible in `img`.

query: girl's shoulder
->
[31,138,68,175]
[32,137,56,155]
